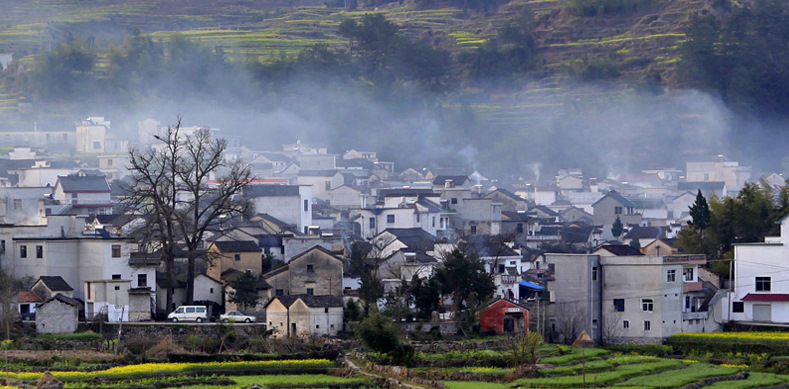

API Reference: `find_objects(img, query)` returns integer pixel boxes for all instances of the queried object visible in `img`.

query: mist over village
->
[3,0,789,387]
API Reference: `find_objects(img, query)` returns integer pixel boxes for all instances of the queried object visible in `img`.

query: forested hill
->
[1,0,788,178]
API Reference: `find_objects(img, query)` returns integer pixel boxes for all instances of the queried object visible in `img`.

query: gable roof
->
[35,276,73,291]
[432,175,469,186]
[40,293,80,308]
[266,294,343,308]
[244,185,300,197]
[485,188,524,201]
[623,226,666,240]
[212,240,262,253]
[377,228,436,252]
[57,171,110,193]
[289,245,343,264]
[463,235,519,257]
[18,290,43,303]
[592,191,636,208]
[594,244,643,256]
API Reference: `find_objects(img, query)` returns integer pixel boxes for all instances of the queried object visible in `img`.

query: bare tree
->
[125,118,252,307]
[0,270,23,341]
[552,303,588,345]
[601,311,624,345]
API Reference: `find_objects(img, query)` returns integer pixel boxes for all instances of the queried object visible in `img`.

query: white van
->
[167,305,208,322]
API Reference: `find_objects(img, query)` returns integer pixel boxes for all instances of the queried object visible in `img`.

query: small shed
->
[36,294,80,334]
[479,298,530,335]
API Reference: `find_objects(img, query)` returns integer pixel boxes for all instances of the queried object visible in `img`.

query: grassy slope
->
[0,0,711,125]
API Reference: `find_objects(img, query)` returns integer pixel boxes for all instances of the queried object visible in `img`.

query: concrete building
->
[265,294,343,338]
[546,252,718,344]
[263,246,343,298]
[245,185,312,234]
[728,214,789,325]
[36,294,80,334]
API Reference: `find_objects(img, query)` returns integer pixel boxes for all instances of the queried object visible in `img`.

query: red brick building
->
[479,298,529,334]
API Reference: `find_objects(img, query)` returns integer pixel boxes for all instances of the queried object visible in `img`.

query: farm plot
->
[436,345,789,389]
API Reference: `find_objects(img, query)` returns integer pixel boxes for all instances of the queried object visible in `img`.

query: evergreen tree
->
[611,215,624,239]
[688,190,711,232]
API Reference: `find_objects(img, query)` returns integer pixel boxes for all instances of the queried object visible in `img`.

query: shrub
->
[604,343,673,356]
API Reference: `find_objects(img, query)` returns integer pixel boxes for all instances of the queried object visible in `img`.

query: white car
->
[219,311,256,323]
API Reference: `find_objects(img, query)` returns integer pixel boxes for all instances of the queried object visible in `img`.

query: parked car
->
[167,305,208,322]
[219,311,256,323]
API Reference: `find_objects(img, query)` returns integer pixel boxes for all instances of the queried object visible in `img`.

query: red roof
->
[741,293,789,302]
[18,291,43,303]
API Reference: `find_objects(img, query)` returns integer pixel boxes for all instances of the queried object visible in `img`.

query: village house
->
[728,214,789,325]
[263,246,343,298]
[265,294,343,338]
[36,294,80,334]
[244,185,312,234]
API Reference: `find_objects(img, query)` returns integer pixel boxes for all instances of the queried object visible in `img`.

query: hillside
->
[0,0,736,178]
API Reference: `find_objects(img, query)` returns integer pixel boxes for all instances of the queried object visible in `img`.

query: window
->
[137,274,147,287]
[641,298,654,312]
[112,274,121,280]
[623,320,630,329]
[498,264,505,273]
[112,245,121,258]
[307,264,314,272]
[114,286,120,290]
[210,288,214,293]
[93,141,101,150]
[303,200,309,212]
[416,214,420,223]
[451,198,458,205]
[306,288,314,296]
[369,218,376,229]
[470,225,477,234]
[592,319,598,329]
[13,199,21,211]
[756,277,771,292]
[592,266,598,281]
[387,214,395,224]
[20,245,26,258]
[667,269,676,283]
[517,223,524,233]
[325,181,331,191]
[276,289,284,296]
[683,267,694,281]
[234,254,241,261]
[107,159,113,167]
[644,321,651,331]
[432,217,436,227]
[614,206,623,214]
[732,302,744,313]
[35,245,42,258]
[1,240,5,253]
[613,299,625,312]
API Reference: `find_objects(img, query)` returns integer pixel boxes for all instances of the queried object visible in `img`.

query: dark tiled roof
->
[623,226,666,240]
[400,250,438,264]
[48,293,80,307]
[267,294,343,308]
[260,152,292,162]
[532,206,559,216]
[432,175,469,186]
[380,228,435,252]
[592,190,636,208]
[562,226,594,243]
[58,172,110,193]
[297,170,339,177]
[502,211,530,222]
[596,244,643,256]
[678,181,726,191]
[463,235,519,257]
[37,276,73,291]
[212,240,262,253]
[244,185,300,197]
[254,234,284,247]
[486,188,524,201]
[628,197,666,209]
